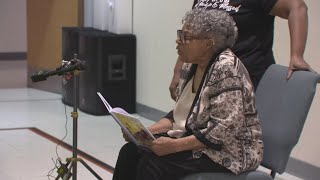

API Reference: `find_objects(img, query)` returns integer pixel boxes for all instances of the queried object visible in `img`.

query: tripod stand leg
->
[65,162,73,180]
[79,159,103,180]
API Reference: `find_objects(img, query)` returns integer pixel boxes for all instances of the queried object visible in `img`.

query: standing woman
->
[170,0,311,99]
[113,9,263,180]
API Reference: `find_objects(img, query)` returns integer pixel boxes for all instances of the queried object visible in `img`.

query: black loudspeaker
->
[61,27,96,106]
[78,31,136,115]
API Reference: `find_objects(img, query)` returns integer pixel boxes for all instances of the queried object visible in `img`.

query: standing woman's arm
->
[270,0,312,79]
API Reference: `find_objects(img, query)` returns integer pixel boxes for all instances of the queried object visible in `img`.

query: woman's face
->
[176,26,214,65]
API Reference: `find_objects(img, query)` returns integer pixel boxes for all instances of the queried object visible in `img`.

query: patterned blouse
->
[174,49,264,174]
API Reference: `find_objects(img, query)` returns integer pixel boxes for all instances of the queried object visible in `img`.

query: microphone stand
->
[64,65,102,180]
[31,54,102,180]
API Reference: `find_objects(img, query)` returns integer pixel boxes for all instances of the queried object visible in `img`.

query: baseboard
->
[136,103,320,180]
[136,103,167,121]
[286,157,320,180]
[0,52,27,60]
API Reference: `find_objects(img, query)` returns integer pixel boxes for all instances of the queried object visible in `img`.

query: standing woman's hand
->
[287,55,312,79]
[169,56,184,100]
[169,72,180,100]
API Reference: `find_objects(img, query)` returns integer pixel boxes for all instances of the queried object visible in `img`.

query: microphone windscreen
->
[30,70,48,82]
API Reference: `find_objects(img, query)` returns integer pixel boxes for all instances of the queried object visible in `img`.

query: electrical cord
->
[46,104,69,179]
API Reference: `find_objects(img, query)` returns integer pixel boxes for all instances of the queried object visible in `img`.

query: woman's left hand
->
[150,137,177,156]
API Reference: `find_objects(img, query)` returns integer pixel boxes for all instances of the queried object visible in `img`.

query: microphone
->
[30,60,86,82]
[30,70,49,82]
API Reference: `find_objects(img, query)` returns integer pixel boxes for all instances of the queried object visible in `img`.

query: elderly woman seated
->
[112,8,263,180]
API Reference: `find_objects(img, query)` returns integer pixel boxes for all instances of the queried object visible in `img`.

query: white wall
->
[0,0,26,52]
[134,0,193,113]
[133,0,320,167]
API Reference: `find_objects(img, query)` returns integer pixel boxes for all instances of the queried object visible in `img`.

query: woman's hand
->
[287,56,313,79]
[147,118,173,135]
[121,128,131,142]
[169,56,184,100]
[151,135,207,156]
[150,137,177,156]
[169,73,180,100]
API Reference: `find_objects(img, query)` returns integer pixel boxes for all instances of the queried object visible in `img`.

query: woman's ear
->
[210,39,215,47]
[206,39,215,49]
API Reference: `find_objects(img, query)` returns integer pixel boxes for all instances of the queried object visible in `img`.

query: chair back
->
[255,64,320,174]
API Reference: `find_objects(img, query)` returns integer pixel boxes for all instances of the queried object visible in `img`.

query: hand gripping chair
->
[182,64,320,180]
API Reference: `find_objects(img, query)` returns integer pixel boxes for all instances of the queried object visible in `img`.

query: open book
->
[97,92,155,148]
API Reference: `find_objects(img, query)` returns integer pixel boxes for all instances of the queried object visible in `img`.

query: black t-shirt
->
[193,0,278,88]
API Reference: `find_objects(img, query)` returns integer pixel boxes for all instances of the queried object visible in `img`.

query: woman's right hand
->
[121,128,131,142]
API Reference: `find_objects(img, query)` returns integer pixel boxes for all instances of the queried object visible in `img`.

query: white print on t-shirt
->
[195,0,241,12]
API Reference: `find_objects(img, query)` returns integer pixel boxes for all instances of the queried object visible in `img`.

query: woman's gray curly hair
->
[182,8,238,50]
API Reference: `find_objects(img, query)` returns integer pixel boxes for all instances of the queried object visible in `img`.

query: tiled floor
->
[0,88,156,180]
[0,60,303,180]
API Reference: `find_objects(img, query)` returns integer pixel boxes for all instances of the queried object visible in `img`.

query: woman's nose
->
[176,38,181,44]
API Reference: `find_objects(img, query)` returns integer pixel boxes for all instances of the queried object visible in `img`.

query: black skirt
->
[113,133,231,180]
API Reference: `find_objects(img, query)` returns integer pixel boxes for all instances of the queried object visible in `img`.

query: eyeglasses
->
[177,30,203,44]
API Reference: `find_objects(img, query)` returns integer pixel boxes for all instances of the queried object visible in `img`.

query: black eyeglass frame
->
[177,30,207,44]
